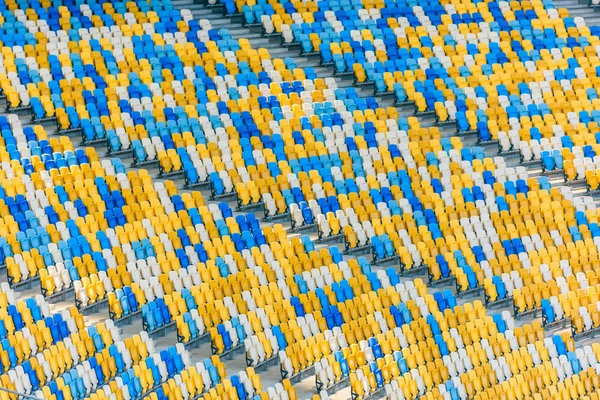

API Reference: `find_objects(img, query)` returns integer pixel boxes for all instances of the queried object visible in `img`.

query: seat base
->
[429,274,456,288]
[436,118,457,128]
[498,147,521,157]
[217,341,245,360]
[333,70,354,78]
[456,128,478,137]
[263,207,290,223]
[82,137,108,146]
[107,147,133,158]
[587,187,600,196]
[560,177,586,188]
[343,240,370,255]
[540,166,565,176]
[375,88,392,96]
[317,232,344,244]
[6,104,32,113]
[112,308,142,327]
[372,253,399,267]
[184,179,211,190]
[456,283,484,299]
[401,263,428,277]
[290,220,317,233]
[414,109,436,118]
[209,189,238,202]
[285,364,315,386]
[76,296,109,316]
[250,352,279,372]
[145,319,176,339]
[300,50,320,57]
[281,41,300,48]
[355,80,374,88]
[543,316,571,332]
[236,199,263,213]
[485,294,513,310]
[58,126,83,136]
[42,284,74,304]
[521,157,542,167]
[514,306,541,321]
[181,330,211,349]
[32,116,58,125]
[8,274,40,291]
[132,157,159,168]
[572,325,600,342]
[159,169,185,179]
[317,375,350,397]
[360,385,387,400]
[395,100,415,108]
[263,31,281,38]
[478,138,500,149]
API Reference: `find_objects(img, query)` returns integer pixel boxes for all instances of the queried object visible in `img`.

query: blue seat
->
[541,299,555,323]
[492,276,506,300]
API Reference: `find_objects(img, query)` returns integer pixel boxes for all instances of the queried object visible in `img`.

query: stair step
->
[245,37,274,47]
[184,5,223,14]
[196,16,231,24]
[312,66,333,75]
[560,4,594,9]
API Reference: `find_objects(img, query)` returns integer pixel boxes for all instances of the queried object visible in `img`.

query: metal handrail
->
[0,387,44,400]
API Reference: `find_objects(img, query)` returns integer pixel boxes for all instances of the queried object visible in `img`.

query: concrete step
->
[556,0,594,5]
[245,36,276,47]
[554,0,600,25]
[552,0,589,4]
[183,4,221,14]
[312,66,334,76]
[552,1,590,6]
[230,30,264,39]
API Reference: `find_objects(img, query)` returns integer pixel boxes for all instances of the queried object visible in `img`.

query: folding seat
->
[542,298,558,326]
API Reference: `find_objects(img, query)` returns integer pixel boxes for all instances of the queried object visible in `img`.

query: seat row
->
[221,0,600,195]
[3,0,600,399]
